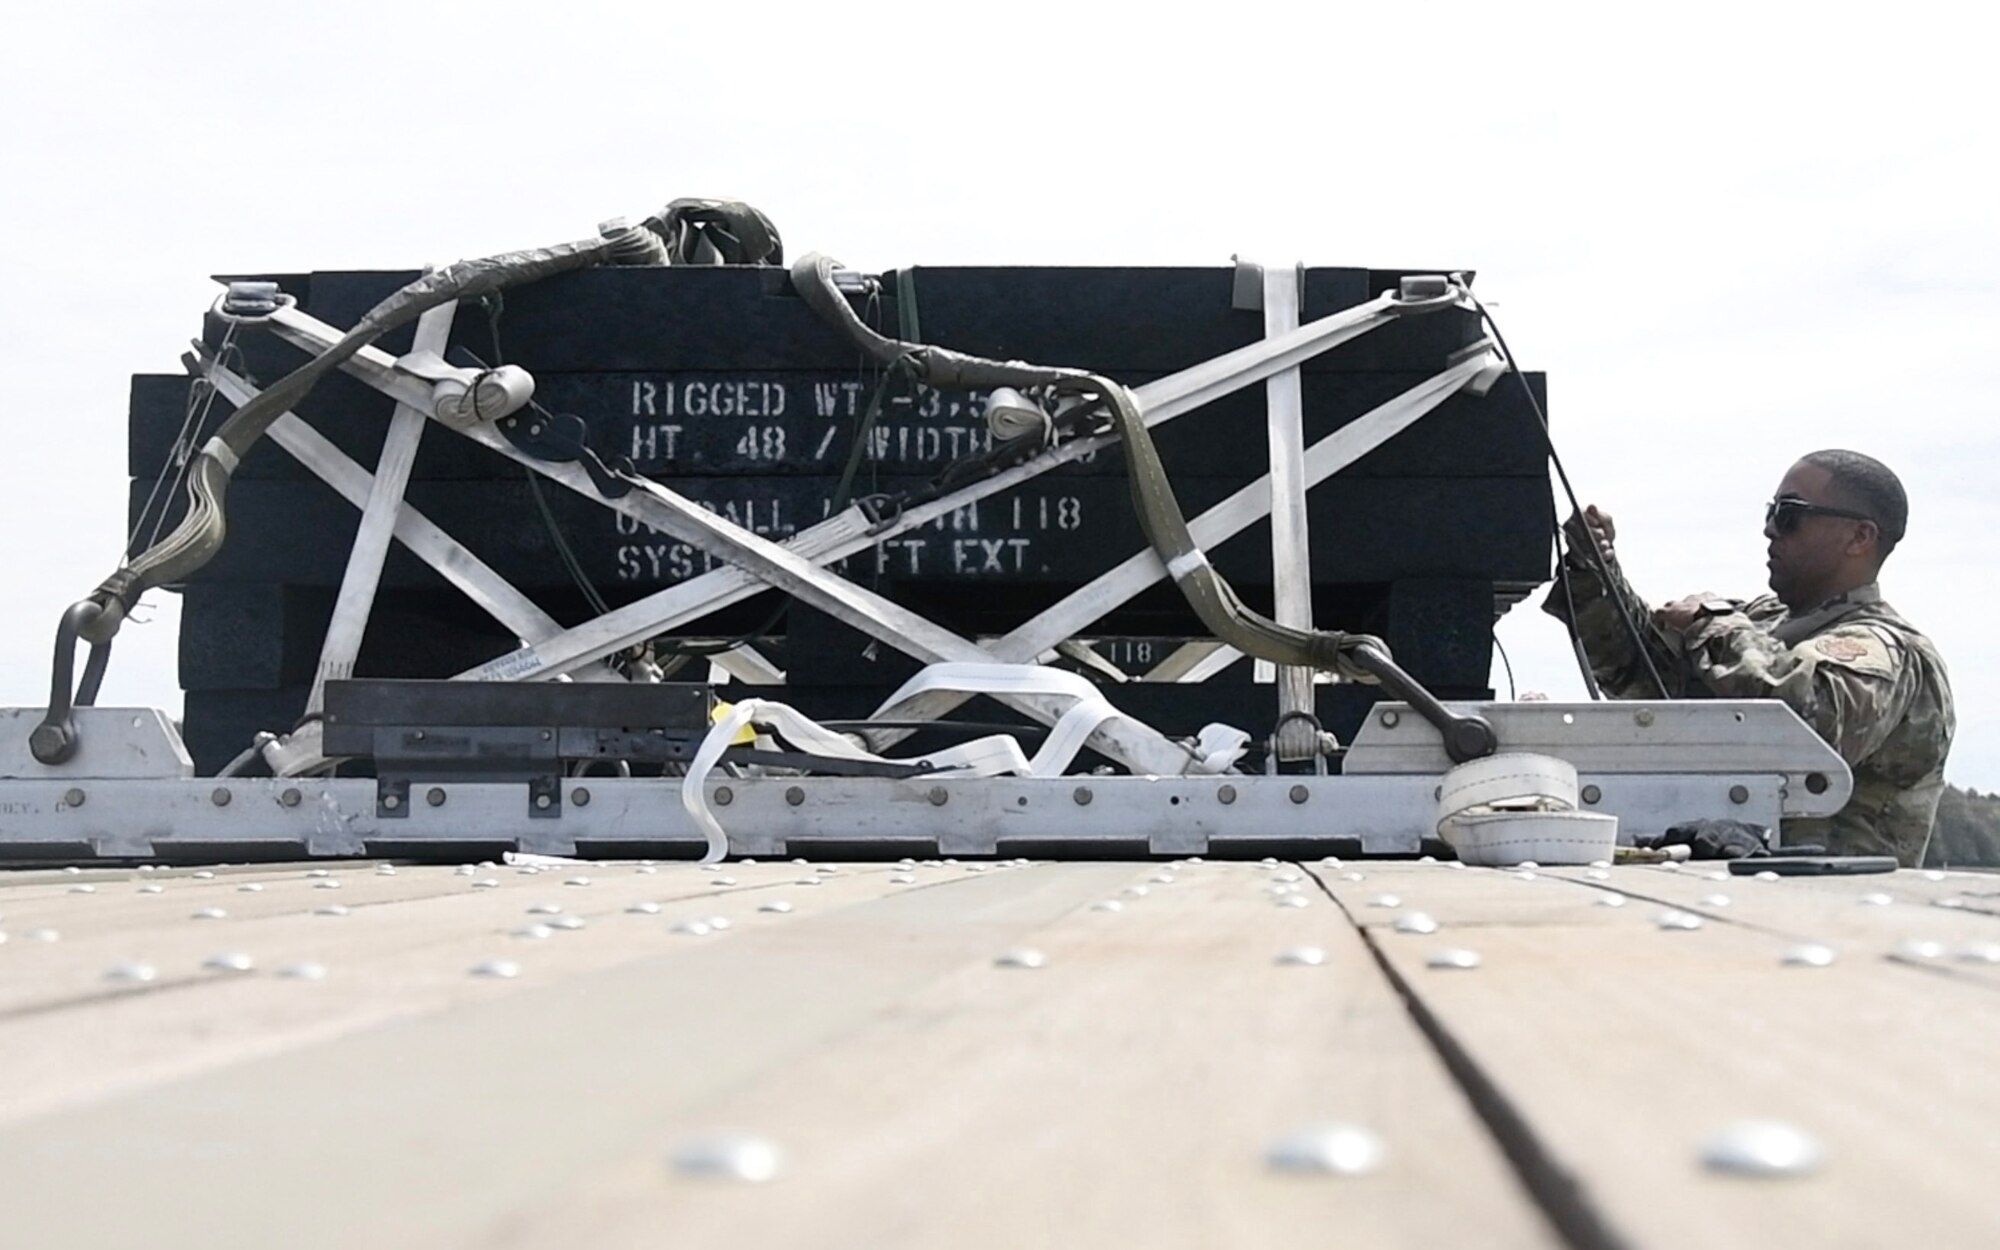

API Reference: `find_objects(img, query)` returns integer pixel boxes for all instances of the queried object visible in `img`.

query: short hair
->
[1802,449,1908,557]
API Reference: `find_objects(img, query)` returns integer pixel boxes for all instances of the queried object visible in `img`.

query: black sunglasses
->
[1765,495,1877,535]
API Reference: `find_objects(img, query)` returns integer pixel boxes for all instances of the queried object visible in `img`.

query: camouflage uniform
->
[1543,514,1955,864]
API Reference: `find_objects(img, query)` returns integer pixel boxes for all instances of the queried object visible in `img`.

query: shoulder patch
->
[1811,629,1898,677]
[1816,636,1871,662]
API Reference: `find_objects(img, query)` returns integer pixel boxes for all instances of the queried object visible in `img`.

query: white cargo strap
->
[1436,752,1618,866]
[683,663,1247,862]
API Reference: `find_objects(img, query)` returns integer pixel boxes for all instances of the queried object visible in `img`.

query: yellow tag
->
[710,701,759,745]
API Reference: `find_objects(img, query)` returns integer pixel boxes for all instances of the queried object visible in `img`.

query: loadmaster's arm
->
[1540,512,1697,699]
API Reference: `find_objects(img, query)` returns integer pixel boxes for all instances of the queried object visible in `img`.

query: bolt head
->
[1655,910,1704,930]
[995,948,1046,969]
[277,961,329,980]
[1091,900,1125,913]
[1781,943,1837,967]
[1277,946,1327,966]
[670,1134,783,1183]
[1699,1121,1824,1177]
[470,959,522,978]
[1265,1123,1386,1176]
[1427,948,1483,970]
[758,901,794,914]
[1393,912,1440,935]
[201,952,255,974]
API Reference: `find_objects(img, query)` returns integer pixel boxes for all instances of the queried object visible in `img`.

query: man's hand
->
[1657,592,1726,632]
[1581,504,1616,559]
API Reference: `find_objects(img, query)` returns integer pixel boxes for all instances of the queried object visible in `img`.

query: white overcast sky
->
[2,3,1994,783]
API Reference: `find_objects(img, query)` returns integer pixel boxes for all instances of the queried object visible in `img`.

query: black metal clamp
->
[1344,640,1497,764]
[29,600,114,765]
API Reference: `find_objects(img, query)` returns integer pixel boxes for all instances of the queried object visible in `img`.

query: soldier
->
[1545,450,1954,864]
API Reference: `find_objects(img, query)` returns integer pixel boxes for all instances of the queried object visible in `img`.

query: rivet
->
[528,903,563,915]
[1368,894,1402,909]
[626,902,663,915]
[890,874,917,884]
[1728,784,1750,805]
[670,1134,783,1183]
[191,907,227,920]
[547,915,586,931]
[1754,870,1781,881]
[995,948,1046,968]
[307,869,331,878]
[1265,1123,1386,1176]
[758,900,794,913]
[1418,855,1436,864]
[1379,709,1401,728]
[1393,912,1439,934]
[672,920,713,936]
[540,730,552,741]
[63,787,85,808]
[715,786,734,807]
[1277,946,1327,966]
[572,787,591,807]
[1597,894,1627,908]
[1955,942,2000,963]
[277,961,329,980]
[534,794,553,810]
[469,959,521,978]
[1518,860,1541,870]
[1092,900,1125,913]
[1513,871,1538,881]
[564,876,592,887]
[1700,894,1732,908]
[795,878,823,887]
[313,905,350,916]
[1321,856,1341,866]
[1804,772,1829,794]
[104,962,158,984]
[785,786,805,807]
[376,865,396,876]
[1277,895,1311,909]
[1289,784,1310,805]
[1580,784,1602,805]
[928,787,949,807]
[1123,884,1149,897]
[711,876,738,886]
[201,952,255,974]
[1635,708,1655,727]
[68,884,95,894]
[1588,860,1610,869]
[1857,892,1893,906]
[211,787,232,807]
[313,880,342,890]
[1921,869,1947,882]
[383,794,402,811]
[472,878,499,889]
[1656,909,1704,930]
[701,864,723,872]
[1149,873,1176,885]
[1895,939,1945,960]
[1699,1121,1824,1177]
[705,916,732,930]
[1275,871,1302,883]
[1427,948,1483,970]
[425,787,446,807]
[1340,872,1365,882]
[511,924,554,940]
[815,865,839,875]
[634,865,657,874]
[1218,784,1237,805]
[1585,869,1610,881]
[1782,943,1836,967]
[192,870,215,879]
[280,788,302,808]
[236,883,262,893]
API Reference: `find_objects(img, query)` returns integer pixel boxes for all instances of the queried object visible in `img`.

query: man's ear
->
[1847,520,1880,559]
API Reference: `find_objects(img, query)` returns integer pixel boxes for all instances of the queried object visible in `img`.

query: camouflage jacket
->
[1543,518,1955,864]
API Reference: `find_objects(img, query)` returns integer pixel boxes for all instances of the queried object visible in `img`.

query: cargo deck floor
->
[2,855,1996,1249]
